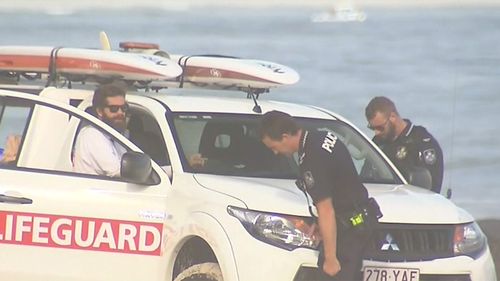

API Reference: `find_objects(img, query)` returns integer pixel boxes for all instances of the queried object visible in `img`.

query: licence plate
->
[363,266,420,281]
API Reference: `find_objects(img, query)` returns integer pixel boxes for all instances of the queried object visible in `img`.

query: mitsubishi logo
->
[381,233,400,251]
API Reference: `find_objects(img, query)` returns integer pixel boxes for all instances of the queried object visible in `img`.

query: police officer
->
[365,96,443,193]
[259,110,381,281]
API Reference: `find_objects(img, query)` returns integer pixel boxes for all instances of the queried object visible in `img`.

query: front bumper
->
[226,216,496,281]
[230,237,495,281]
[363,246,496,281]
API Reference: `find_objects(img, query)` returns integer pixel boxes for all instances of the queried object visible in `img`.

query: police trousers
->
[317,218,376,281]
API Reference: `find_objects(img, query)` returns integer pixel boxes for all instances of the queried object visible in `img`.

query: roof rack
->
[0,39,299,99]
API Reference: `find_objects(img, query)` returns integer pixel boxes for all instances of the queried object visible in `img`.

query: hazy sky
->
[2,0,499,11]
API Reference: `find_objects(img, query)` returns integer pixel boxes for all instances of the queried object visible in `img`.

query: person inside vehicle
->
[188,153,207,168]
[0,134,21,165]
[186,121,241,170]
[365,96,443,193]
[73,83,129,177]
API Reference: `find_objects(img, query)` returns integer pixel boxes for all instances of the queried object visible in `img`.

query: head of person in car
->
[92,83,129,133]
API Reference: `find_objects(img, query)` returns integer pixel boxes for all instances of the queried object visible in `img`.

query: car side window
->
[0,96,133,179]
[128,106,170,166]
[0,97,31,166]
[12,99,84,172]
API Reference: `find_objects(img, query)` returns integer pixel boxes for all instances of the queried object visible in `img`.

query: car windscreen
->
[172,113,402,184]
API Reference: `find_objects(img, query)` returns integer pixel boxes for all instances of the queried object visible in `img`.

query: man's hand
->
[315,197,340,277]
[189,153,207,168]
[323,256,341,277]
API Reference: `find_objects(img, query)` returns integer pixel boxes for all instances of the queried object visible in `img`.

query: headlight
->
[227,206,320,251]
[453,222,487,258]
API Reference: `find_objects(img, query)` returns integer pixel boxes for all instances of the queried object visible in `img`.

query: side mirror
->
[406,166,432,190]
[121,151,153,184]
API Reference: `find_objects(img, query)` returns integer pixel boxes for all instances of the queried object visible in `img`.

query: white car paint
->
[0,86,496,281]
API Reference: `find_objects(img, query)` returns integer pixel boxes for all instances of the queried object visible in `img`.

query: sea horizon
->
[2,0,500,14]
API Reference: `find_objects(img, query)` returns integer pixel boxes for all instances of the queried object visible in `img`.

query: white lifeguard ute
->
[0,43,496,281]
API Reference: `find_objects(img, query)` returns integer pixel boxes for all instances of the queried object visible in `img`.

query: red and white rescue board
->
[119,42,300,89]
[0,46,182,81]
[170,54,300,89]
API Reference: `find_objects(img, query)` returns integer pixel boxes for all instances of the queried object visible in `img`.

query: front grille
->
[364,223,455,262]
[419,274,471,281]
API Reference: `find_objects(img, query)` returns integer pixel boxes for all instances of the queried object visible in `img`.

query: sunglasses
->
[104,103,129,113]
[367,118,389,131]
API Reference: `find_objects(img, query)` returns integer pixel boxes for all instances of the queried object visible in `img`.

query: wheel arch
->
[171,212,239,281]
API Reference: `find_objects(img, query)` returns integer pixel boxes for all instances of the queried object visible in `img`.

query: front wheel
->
[173,262,223,281]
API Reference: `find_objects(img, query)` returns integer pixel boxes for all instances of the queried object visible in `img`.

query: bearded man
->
[73,83,129,177]
[365,96,443,193]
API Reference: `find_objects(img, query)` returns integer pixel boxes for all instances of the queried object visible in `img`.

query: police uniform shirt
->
[373,119,443,193]
[299,130,368,213]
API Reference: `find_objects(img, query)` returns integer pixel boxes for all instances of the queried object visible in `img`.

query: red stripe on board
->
[183,65,279,84]
[0,55,164,78]
[0,55,49,69]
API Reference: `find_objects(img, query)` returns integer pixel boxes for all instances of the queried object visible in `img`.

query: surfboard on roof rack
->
[119,42,300,91]
[0,46,182,82]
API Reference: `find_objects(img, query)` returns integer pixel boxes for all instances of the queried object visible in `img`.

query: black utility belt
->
[338,197,383,228]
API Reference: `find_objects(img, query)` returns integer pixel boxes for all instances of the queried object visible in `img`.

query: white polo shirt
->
[73,126,127,177]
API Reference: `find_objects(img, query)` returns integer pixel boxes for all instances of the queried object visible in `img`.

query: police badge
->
[303,171,315,190]
[396,146,408,160]
[423,149,437,165]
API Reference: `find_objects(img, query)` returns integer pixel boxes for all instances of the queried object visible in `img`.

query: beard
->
[380,122,397,141]
[102,115,127,133]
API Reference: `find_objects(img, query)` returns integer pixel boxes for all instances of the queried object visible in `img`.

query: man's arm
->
[92,139,123,177]
[316,197,341,277]
[416,130,444,193]
[74,127,122,177]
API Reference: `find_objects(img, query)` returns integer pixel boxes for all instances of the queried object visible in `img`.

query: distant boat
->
[311,5,367,23]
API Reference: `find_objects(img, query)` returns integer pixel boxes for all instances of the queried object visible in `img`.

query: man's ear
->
[389,111,397,121]
[96,107,104,119]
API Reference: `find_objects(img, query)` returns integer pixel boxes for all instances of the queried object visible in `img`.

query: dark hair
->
[258,110,300,140]
[92,83,126,109]
[365,96,399,120]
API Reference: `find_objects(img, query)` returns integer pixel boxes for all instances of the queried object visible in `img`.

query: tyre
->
[173,262,223,281]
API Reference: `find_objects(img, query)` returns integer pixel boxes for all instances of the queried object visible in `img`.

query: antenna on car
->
[244,87,267,113]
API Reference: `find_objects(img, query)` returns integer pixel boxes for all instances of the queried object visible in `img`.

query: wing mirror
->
[121,151,154,184]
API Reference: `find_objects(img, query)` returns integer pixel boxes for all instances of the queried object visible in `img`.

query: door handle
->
[0,194,33,204]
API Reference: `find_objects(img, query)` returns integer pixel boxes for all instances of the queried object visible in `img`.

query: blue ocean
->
[1,6,499,219]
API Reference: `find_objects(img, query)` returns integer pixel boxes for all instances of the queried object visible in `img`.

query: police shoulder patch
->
[423,149,437,165]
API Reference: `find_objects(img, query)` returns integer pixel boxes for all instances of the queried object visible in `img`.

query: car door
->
[0,91,170,281]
